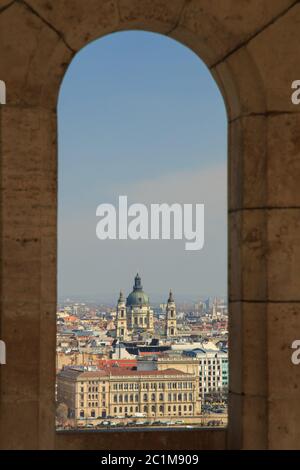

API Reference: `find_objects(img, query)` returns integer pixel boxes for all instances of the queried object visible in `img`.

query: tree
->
[56,403,68,425]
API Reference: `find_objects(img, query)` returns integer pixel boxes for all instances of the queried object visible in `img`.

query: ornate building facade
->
[57,367,201,423]
[116,273,154,340]
[116,274,178,340]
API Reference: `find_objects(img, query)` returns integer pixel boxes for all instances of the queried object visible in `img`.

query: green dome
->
[126,273,149,307]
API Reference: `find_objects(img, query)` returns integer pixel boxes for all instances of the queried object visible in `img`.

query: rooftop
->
[58,367,193,380]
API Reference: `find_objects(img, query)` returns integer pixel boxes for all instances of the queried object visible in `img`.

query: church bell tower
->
[116,290,127,340]
[165,290,177,337]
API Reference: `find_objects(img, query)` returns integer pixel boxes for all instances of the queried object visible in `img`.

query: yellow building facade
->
[57,367,201,424]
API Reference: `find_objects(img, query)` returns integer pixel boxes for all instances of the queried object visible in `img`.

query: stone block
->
[26,0,119,51]
[268,397,300,449]
[229,116,267,210]
[228,392,267,449]
[119,0,185,32]
[0,302,40,401]
[212,46,266,121]
[0,2,72,107]
[267,303,300,399]
[0,401,39,449]
[175,0,295,67]
[248,3,300,112]
[229,210,267,301]
[266,114,300,207]
[267,209,300,301]
[229,301,267,396]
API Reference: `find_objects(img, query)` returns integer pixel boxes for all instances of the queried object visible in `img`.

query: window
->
[57,29,227,432]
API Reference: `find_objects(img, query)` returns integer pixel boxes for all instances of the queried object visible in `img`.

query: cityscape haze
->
[56,31,228,431]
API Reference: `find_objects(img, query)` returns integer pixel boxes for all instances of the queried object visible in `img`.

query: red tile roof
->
[58,367,193,380]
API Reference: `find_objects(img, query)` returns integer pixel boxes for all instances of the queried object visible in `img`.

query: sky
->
[58,31,227,304]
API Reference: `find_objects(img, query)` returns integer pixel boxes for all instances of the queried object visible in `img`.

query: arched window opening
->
[56,30,227,432]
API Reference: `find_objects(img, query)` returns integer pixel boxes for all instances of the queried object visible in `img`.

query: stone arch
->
[1,0,300,451]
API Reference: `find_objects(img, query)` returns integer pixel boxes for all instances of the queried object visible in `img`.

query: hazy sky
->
[58,31,227,303]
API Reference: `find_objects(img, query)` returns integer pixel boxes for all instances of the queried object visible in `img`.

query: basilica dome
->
[126,273,149,307]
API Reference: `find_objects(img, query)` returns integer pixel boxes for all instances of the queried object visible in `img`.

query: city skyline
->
[57,270,227,305]
[56,270,228,430]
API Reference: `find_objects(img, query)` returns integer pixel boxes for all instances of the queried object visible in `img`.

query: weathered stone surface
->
[268,303,300,399]
[41,235,56,303]
[173,0,295,67]
[0,2,72,107]
[0,401,39,449]
[26,0,120,51]
[267,114,300,207]
[229,210,267,301]
[0,0,13,9]
[38,302,57,450]
[1,106,54,174]
[230,302,267,396]
[0,303,40,401]
[2,230,41,264]
[267,209,300,301]
[118,0,185,32]
[2,271,41,303]
[268,397,300,449]
[212,45,266,121]
[241,395,267,450]
[248,3,300,112]
[0,106,56,225]
[228,392,267,450]
[267,303,300,448]
[229,116,267,210]
[55,428,226,450]
[227,392,242,450]
[229,113,300,210]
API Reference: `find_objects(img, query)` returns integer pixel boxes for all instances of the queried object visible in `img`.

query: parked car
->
[207,420,221,426]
